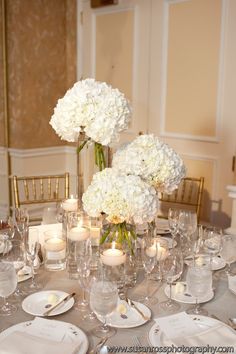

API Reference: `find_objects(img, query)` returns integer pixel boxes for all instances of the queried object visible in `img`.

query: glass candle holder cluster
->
[67,211,90,279]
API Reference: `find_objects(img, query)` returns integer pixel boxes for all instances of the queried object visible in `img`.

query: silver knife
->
[43,292,76,316]
[125,297,150,321]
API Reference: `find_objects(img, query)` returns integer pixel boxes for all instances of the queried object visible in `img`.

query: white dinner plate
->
[0,320,88,354]
[164,282,214,304]
[17,266,32,283]
[97,300,151,328]
[149,315,236,346]
[184,254,226,271]
[22,290,75,316]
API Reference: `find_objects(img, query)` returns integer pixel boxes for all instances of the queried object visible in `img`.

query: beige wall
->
[2,0,76,149]
[165,0,222,137]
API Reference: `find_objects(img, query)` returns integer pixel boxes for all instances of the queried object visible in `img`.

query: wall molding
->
[160,0,227,143]
[8,145,77,158]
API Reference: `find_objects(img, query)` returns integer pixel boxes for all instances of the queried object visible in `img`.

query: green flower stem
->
[100,222,136,254]
[77,137,90,153]
[94,142,106,171]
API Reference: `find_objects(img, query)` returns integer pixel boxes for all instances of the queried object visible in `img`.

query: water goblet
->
[202,226,222,269]
[3,239,26,300]
[0,262,17,316]
[13,207,29,239]
[186,263,212,315]
[220,235,236,275]
[24,227,41,292]
[90,279,118,338]
[157,247,183,313]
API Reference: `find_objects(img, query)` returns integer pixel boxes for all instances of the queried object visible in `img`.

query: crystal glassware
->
[178,210,197,256]
[186,263,212,315]
[76,255,91,312]
[0,262,17,316]
[13,207,29,239]
[139,237,158,305]
[202,226,222,269]
[168,208,180,240]
[220,235,236,274]
[3,239,26,300]
[90,279,118,338]
[157,247,183,313]
[24,227,41,292]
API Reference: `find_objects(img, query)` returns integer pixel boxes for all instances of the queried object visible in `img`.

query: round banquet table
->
[1,261,236,352]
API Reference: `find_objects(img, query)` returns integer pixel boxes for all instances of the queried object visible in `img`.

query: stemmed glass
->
[4,239,26,300]
[168,208,179,240]
[158,247,183,313]
[76,255,92,312]
[220,235,236,274]
[0,216,15,254]
[186,263,212,315]
[24,227,41,292]
[140,237,158,305]
[178,210,197,256]
[90,278,118,338]
[203,226,222,269]
[13,207,29,239]
[0,262,17,316]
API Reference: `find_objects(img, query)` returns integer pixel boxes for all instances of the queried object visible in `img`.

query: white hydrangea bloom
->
[50,78,132,145]
[82,168,158,224]
[112,134,186,194]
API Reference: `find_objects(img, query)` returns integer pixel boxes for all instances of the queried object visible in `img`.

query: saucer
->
[184,254,226,271]
[22,290,75,316]
[96,299,151,328]
[164,282,214,304]
[17,266,32,283]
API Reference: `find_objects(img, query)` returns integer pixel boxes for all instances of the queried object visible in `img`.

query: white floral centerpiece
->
[112,134,186,194]
[82,168,158,250]
[50,78,132,170]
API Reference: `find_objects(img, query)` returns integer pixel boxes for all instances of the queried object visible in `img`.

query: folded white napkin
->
[172,324,236,346]
[0,331,80,354]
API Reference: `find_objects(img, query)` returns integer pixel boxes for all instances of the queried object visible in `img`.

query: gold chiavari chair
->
[12,173,70,223]
[158,177,204,222]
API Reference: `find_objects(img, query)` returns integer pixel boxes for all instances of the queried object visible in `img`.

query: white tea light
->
[101,248,126,266]
[62,198,78,212]
[44,238,66,252]
[68,226,89,241]
[156,242,167,261]
[146,244,157,258]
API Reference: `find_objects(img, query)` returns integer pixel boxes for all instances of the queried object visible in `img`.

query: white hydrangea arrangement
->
[112,134,186,194]
[50,78,132,170]
[82,168,158,247]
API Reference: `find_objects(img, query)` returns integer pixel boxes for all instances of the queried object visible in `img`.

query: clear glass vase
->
[76,132,110,202]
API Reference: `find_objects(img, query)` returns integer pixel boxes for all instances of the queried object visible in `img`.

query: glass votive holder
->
[100,242,126,290]
[89,217,102,270]
[44,229,66,271]
[150,237,169,281]
[67,211,90,279]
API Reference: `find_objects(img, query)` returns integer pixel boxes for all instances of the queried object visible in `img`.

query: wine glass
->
[220,235,236,274]
[13,207,29,239]
[202,226,222,269]
[0,216,15,254]
[76,255,92,312]
[90,278,118,338]
[168,208,179,240]
[186,263,212,315]
[140,237,158,305]
[23,227,41,292]
[3,239,26,300]
[0,262,17,316]
[158,247,183,313]
[178,210,197,256]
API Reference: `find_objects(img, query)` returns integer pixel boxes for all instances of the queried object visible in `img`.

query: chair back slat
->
[12,173,70,223]
[159,176,204,222]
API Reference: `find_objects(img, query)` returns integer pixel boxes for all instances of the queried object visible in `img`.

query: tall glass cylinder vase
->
[77,132,111,203]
